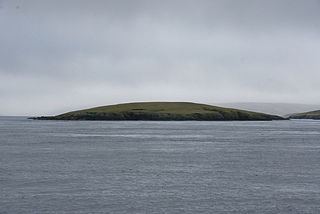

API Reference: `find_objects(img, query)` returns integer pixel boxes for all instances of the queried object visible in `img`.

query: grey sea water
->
[0,117,320,214]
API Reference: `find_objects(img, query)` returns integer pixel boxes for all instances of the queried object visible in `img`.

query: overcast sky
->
[1,0,320,115]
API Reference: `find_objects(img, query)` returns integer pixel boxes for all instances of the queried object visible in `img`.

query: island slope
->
[290,110,320,120]
[31,102,284,121]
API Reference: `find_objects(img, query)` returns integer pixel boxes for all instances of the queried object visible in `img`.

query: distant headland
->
[290,110,320,120]
[30,102,285,121]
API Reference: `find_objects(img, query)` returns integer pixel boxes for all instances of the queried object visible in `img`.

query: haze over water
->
[1,117,320,213]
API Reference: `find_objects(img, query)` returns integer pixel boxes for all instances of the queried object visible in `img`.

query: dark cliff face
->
[31,102,285,121]
[33,112,282,121]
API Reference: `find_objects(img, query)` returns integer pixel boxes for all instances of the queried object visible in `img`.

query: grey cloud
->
[1,0,320,115]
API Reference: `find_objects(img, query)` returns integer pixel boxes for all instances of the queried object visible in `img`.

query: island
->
[290,110,320,120]
[30,102,285,121]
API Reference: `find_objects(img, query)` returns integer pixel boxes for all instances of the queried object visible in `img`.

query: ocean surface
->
[0,116,320,214]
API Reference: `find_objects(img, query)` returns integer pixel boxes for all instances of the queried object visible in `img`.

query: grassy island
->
[31,102,284,121]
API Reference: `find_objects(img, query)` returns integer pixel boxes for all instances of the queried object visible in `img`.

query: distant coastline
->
[290,110,320,120]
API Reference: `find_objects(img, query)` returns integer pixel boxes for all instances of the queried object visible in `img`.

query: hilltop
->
[290,110,320,120]
[31,102,284,121]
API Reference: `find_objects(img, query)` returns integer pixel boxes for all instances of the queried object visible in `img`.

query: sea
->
[0,116,320,214]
